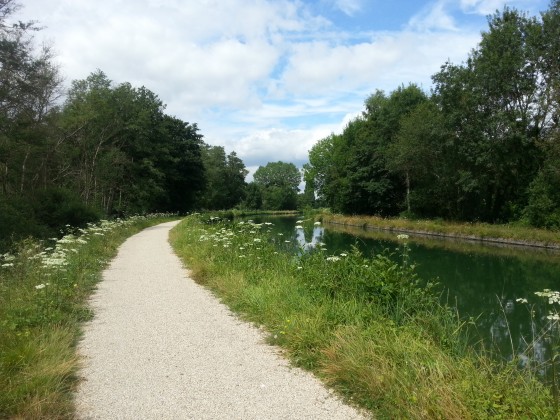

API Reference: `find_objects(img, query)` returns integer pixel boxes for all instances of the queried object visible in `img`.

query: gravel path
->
[75,221,368,419]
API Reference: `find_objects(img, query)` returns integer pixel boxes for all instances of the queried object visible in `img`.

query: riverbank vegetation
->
[170,214,555,419]
[0,214,173,418]
[305,2,560,230]
[319,212,560,249]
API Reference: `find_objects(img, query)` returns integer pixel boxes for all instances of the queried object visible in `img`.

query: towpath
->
[76,221,367,419]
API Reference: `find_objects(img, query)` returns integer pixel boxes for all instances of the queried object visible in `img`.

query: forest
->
[2,0,559,252]
[305,1,560,228]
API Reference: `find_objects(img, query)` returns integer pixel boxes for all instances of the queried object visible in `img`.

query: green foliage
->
[171,215,556,419]
[307,85,427,216]
[31,187,101,232]
[241,182,263,210]
[0,214,174,418]
[253,161,301,210]
[0,2,213,247]
[199,146,248,210]
[307,3,560,228]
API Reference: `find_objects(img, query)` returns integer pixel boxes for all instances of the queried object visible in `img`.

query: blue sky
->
[17,0,550,179]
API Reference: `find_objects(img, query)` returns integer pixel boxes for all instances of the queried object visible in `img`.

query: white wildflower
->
[35,283,46,290]
[397,234,409,240]
[516,298,528,304]
[295,225,303,229]
[547,312,560,321]
[314,221,321,226]
[326,256,341,262]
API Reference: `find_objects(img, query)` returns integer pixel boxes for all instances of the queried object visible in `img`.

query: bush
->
[31,188,102,234]
[0,195,46,252]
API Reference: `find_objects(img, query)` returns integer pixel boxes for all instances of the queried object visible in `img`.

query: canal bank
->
[320,213,560,250]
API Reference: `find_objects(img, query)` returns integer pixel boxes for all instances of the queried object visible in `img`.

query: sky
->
[15,0,550,180]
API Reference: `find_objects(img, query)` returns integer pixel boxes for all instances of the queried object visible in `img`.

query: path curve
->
[76,221,367,419]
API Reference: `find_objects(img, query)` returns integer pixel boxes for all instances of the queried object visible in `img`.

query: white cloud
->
[15,0,498,173]
[408,0,458,31]
[333,0,363,16]
[459,0,507,15]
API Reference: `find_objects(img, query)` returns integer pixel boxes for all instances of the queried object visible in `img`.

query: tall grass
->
[0,215,175,419]
[170,214,555,419]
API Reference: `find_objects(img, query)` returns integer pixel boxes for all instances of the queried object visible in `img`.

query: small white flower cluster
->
[533,290,560,321]
[397,234,409,240]
[535,289,560,305]
[1,252,15,268]
[295,225,303,230]
[326,256,341,262]
[314,221,321,226]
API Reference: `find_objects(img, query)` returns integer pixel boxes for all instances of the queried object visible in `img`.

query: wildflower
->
[340,253,348,257]
[516,298,528,304]
[547,312,560,321]
[397,234,409,240]
[1,263,14,268]
[35,284,46,290]
[535,290,560,305]
[296,220,303,224]
[284,240,291,243]
[278,233,283,236]
[326,256,341,262]
[297,266,303,270]
[314,221,321,226]
[254,238,261,243]
[295,225,303,229]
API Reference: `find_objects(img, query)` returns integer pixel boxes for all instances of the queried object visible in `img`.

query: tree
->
[253,161,301,210]
[431,6,554,222]
[60,71,206,214]
[386,101,450,217]
[242,182,262,209]
[199,146,248,209]
[0,0,63,196]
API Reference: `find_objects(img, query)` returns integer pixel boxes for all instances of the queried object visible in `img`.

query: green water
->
[250,215,560,364]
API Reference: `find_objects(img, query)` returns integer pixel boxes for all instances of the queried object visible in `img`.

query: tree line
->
[0,0,307,251]
[305,2,560,228]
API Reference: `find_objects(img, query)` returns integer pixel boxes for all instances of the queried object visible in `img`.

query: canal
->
[249,215,560,366]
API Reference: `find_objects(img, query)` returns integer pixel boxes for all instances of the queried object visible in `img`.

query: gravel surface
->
[75,221,368,419]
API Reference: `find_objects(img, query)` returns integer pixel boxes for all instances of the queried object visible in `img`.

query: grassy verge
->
[170,214,555,419]
[320,212,560,249]
[0,215,176,419]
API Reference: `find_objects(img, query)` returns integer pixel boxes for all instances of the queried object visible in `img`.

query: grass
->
[320,212,560,248]
[170,214,556,419]
[0,214,176,419]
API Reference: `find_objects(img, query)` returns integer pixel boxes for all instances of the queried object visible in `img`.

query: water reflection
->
[295,225,325,251]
